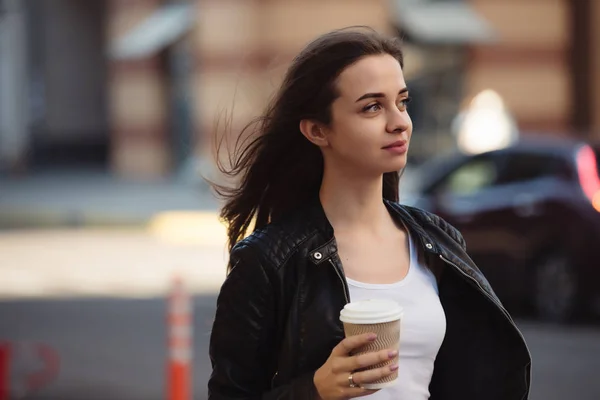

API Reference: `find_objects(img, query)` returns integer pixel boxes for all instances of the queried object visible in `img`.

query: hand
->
[313,333,398,400]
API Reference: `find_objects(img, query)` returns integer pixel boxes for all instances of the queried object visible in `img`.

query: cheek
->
[330,119,380,151]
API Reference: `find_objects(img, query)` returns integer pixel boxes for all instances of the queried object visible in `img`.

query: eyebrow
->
[355,87,409,102]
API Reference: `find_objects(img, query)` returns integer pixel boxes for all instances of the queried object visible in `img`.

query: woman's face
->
[322,54,412,176]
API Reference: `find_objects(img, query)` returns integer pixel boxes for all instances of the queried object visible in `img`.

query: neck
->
[319,164,390,234]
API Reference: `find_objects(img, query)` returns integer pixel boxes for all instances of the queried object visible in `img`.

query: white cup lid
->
[339,299,403,324]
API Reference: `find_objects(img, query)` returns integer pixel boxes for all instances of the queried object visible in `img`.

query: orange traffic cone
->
[167,277,192,400]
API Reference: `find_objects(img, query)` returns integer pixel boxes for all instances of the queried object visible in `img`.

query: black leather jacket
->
[208,199,532,400]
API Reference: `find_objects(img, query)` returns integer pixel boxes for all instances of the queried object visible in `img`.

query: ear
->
[299,119,329,148]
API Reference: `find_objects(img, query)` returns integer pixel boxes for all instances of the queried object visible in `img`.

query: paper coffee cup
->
[339,299,403,389]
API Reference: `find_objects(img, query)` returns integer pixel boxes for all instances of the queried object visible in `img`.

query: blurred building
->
[0,0,109,174]
[466,0,600,137]
[0,0,599,179]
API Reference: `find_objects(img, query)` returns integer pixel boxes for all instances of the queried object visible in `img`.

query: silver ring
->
[348,373,358,388]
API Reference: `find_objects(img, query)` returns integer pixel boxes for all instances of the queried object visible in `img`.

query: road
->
[0,228,599,399]
[1,298,600,400]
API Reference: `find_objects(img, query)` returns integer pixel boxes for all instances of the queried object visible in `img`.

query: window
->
[496,153,572,185]
[438,156,499,196]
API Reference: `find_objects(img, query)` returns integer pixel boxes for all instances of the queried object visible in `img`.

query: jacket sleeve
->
[208,242,320,400]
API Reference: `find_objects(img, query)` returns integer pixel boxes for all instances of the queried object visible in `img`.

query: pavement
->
[0,168,231,299]
[0,167,419,230]
[0,169,220,229]
[1,296,599,400]
[0,228,229,299]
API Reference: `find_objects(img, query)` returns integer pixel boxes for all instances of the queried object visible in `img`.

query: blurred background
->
[1,0,599,399]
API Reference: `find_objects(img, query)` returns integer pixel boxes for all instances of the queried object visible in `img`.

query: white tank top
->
[346,231,446,400]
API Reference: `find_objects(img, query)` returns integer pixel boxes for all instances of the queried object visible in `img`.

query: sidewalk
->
[0,228,229,298]
[0,170,229,299]
[0,170,220,229]
[0,167,419,229]
[0,167,419,299]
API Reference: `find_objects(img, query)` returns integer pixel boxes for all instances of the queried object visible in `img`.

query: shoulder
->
[231,212,320,271]
[388,202,467,251]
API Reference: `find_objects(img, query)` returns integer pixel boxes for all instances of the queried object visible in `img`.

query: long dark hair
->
[212,27,405,251]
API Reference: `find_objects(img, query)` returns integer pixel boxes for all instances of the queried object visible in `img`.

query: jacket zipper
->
[329,258,350,304]
[271,371,278,388]
[439,254,533,365]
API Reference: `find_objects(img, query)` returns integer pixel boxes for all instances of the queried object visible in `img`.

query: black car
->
[404,137,600,322]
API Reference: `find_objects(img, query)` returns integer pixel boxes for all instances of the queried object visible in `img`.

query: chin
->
[383,159,407,173]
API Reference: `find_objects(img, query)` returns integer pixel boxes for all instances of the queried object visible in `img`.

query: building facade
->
[1,0,598,179]
[107,0,393,179]
[466,0,600,137]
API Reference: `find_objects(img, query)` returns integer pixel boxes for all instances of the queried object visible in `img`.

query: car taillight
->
[576,145,600,211]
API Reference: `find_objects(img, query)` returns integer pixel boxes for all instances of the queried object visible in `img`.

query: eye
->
[363,103,382,113]
[398,96,412,110]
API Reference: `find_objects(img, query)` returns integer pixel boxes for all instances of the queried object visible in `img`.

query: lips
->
[382,140,407,149]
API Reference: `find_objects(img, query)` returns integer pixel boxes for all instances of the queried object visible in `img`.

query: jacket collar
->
[298,195,507,313]
[384,200,441,254]
[302,196,440,265]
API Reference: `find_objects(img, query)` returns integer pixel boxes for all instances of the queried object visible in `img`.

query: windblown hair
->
[212,27,405,251]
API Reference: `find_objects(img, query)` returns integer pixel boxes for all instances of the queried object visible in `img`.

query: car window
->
[496,152,571,185]
[437,156,499,196]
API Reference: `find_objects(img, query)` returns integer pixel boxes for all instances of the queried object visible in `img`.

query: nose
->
[386,107,411,134]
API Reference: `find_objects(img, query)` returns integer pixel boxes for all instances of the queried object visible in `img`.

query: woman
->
[208,27,531,400]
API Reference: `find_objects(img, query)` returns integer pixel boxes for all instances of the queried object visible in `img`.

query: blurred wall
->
[15,0,110,168]
[193,0,392,173]
[40,1,107,142]
[105,0,391,179]
[107,0,170,178]
[466,0,600,138]
[7,0,598,178]
[466,0,571,133]
[0,0,27,170]
[0,0,28,171]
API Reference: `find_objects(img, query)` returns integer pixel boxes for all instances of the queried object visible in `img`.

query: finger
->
[344,349,397,372]
[334,388,378,399]
[350,388,380,398]
[334,381,380,399]
[352,363,398,387]
[332,333,377,357]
